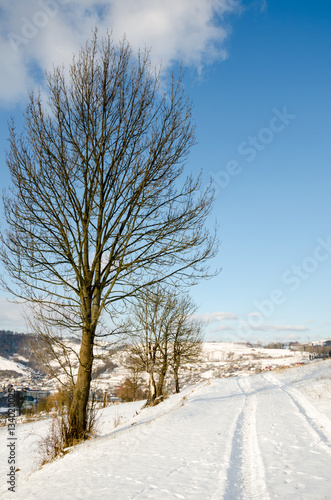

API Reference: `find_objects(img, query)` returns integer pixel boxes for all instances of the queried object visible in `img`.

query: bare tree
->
[169,296,204,393]
[127,286,175,405]
[0,32,217,444]
[121,353,145,401]
[127,286,203,403]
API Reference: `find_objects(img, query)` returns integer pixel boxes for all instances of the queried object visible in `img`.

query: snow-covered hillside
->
[1,359,330,499]
[1,341,310,396]
[0,356,30,377]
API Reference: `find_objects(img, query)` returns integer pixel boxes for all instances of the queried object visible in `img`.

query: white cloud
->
[0,0,241,105]
[248,324,309,333]
[195,311,238,323]
[209,324,234,332]
[274,334,301,341]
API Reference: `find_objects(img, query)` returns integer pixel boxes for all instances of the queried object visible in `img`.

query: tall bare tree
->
[0,33,217,444]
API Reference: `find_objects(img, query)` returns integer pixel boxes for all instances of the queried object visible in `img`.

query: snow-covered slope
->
[0,355,30,376]
[1,359,331,499]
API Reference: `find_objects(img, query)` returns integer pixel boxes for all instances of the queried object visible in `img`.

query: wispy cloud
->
[248,324,309,333]
[276,334,301,341]
[0,0,242,105]
[195,311,238,323]
[209,324,234,333]
[258,0,267,13]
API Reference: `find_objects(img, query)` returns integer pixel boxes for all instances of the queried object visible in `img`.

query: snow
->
[1,359,331,499]
[203,342,307,365]
[0,356,29,376]
[0,341,310,393]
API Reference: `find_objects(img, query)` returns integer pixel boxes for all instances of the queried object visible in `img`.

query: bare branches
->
[126,285,204,403]
[0,32,217,441]
[1,34,217,331]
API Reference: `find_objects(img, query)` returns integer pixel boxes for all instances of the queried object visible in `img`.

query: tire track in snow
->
[210,380,246,500]
[261,372,331,454]
[103,379,248,500]
[241,392,270,500]
[222,377,270,500]
[223,402,245,499]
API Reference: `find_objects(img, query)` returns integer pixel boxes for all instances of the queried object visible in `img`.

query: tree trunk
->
[132,370,138,401]
[148,371,157,405]
[67,328,94,444]
[156,356,168,399]
[174,364,180,393]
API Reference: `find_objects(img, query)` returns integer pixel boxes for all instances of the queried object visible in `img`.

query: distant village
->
[1,330,331,420]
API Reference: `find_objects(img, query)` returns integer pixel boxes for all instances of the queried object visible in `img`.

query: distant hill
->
[312,339,331,347]
[0,331,45,373]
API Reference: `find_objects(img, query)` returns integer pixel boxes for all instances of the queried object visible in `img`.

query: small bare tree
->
[127,286,203,404]
[169,296,204,393]
[0,32,217,444]
[127,286,175,405]
[122,354,145,401]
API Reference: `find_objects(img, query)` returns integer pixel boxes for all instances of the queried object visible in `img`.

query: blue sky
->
[0,0,330,343]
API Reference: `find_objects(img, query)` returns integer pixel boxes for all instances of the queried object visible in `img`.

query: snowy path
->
[256,372,331,499]
[1,361,331,499]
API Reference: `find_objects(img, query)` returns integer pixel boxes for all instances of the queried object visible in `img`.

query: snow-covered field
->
[1,359,331,499]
